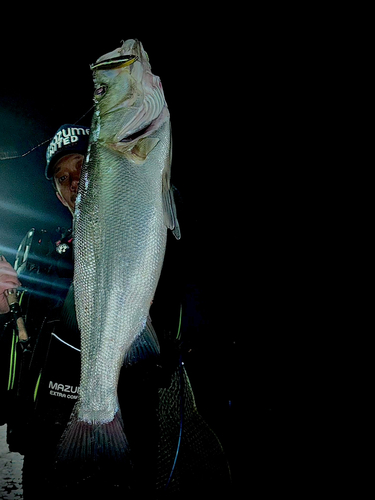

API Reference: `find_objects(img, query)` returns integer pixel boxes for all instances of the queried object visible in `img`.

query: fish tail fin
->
[55,404,133,492]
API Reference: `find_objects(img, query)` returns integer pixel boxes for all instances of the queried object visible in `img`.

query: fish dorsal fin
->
[123,316,160,366]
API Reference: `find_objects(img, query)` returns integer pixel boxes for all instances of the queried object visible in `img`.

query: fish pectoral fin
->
[111,137,159,164]
[131,137,159,160]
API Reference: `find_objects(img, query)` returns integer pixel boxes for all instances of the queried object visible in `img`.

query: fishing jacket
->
[0,227,75,450]
[0,225,184,453]
[0,222,232,496]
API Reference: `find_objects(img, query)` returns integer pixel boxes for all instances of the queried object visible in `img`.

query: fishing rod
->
[164,304,184,491]
[0,255,30,349]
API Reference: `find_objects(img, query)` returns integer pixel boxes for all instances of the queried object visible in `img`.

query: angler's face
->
[53,154,84,214]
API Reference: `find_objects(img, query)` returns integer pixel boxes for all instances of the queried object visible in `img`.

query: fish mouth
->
[90,55,139,71]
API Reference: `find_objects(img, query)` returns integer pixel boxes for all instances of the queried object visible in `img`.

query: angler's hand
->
[0,256,22,314]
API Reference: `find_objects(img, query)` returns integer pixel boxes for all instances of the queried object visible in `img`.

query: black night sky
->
[0,10,316,497]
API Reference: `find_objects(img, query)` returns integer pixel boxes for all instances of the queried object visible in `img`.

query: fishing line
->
[72,104,95,126]
[51,333,81,353]
[165,304,184,490]
[164,352,184,491]
[0,104,94,162]
[0,137,52,161]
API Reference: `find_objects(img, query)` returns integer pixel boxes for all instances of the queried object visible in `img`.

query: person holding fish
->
[1,39,232,499]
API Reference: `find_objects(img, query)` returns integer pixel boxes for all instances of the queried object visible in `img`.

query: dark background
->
[0,10,313,497]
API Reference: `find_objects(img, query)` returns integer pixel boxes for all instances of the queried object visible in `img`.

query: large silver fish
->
[58,39,180,468]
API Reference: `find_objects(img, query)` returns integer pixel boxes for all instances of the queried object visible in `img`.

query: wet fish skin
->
[73,38,179,426]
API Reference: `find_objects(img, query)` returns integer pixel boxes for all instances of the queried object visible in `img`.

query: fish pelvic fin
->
[162,127,181,240]
[55,404,133,490]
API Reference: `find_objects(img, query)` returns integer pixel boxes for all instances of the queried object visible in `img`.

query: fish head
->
[91,39,167,145]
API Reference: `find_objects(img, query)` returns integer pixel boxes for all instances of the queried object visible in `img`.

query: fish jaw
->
[94,39,145,68]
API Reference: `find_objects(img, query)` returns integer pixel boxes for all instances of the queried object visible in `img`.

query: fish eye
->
[94,85,107,99]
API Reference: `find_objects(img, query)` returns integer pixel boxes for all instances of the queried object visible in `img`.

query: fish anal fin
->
[124,316,160,367]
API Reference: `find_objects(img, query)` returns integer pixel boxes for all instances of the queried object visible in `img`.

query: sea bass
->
[57,39,180,470]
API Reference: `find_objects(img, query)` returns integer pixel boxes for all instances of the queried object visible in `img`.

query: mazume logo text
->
[49,380,80,399]
[46,127,90,162]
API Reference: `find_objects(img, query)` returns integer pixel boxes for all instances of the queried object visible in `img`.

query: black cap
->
[45,124,90,180]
